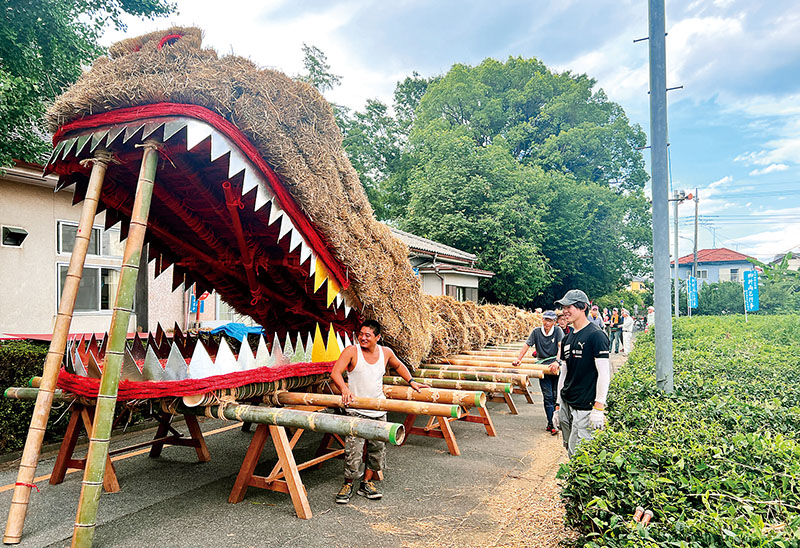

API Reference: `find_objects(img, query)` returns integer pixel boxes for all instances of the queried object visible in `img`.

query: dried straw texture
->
[47,27,432,365]
[424,296,541,359]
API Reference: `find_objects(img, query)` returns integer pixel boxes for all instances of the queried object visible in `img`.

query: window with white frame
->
[697,269,708,279]
[57,265,121,312]
[57,221,123,258]
[730,268,739,282]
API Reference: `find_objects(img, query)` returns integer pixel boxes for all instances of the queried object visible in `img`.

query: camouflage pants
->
[344,411,387,481]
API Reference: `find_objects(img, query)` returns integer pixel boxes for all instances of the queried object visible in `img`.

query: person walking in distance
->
[330,320,428,504]
[621,308,634,354]
[588,305,604,328]
[551,290,611,457]
[512,311,563,435]
[609,308,622,354]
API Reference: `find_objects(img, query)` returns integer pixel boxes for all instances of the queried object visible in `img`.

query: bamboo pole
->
[273,392,462,418]
[450,353,540,363]
[166,401,404,444]
[4,151,112,546]
[383,376,512,394]
[414,368,529,387]
[433,358,555,372]
[72,141,159,548]
[181,376,329,407]
[381,385,486,409]
[419,363,545,379]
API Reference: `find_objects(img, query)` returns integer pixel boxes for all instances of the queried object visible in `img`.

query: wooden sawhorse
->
[401,414,460,456]
[228,423,346,519]
[50,404,210,492]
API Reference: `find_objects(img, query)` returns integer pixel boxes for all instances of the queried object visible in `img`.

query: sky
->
[102,0,800,262]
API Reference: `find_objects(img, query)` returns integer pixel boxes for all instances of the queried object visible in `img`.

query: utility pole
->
[647,0,673,393]
[673,190,680,318]
[693,189,699,277]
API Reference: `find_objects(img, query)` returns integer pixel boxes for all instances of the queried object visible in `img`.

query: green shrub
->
[559,315,800,547]
[0,340,71,453]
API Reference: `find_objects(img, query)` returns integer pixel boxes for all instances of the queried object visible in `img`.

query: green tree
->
[415,57,648,191]
[401,125,551,304]
[297,43,341,93]
[0,0,175,167]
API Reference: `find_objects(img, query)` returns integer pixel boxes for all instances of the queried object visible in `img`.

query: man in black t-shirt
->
[552,289,611,457]
[512,310,564,434]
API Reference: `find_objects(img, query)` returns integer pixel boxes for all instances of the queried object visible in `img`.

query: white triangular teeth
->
[336,333,344,353]
[163,120,187,142]
[90,129,110,152]
[105,126,126,147]
[254,185,272,212]
[74,134,91,157]
[282,336,294,362]
[186,119,213,150]
[228,149,248,179]
[123,123,145,143]
[60,138,76,160]
[300,242,312,265]
[238,338,257,370]
[335,294,343,309]
[141,121,164,141]
[278,214,293,241]
[309,253,317,277]
[304,333,314,362]
[209,131,232,162]
[47,141,66,166]
[215,337,238,375]
[344,333,352,348]
[254,335,270,368]
[268,200,284,226]
[188,341,216,379]
[288,229,303,253]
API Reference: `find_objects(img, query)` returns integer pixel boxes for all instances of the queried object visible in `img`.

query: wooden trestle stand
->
[50,404,210,493]
[228,407,345,520]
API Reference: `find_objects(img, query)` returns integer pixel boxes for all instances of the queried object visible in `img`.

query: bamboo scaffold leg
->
[4,150,112,545]
[72,141,160,548]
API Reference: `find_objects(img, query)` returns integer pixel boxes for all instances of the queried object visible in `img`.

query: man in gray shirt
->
[513,310,564,434]
[588,305,605,328]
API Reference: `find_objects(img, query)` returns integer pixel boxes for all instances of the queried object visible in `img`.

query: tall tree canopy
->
[0,0,175,166]
[339,56,651,307]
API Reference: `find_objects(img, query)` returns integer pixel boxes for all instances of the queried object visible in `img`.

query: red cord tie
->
[16,482,40,493]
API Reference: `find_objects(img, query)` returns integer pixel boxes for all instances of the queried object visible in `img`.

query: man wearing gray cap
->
[513,310,563,434]
[552,289,611,457]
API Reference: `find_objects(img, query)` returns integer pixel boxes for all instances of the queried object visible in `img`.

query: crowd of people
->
[517,290,650,458]
[329,289,648,503]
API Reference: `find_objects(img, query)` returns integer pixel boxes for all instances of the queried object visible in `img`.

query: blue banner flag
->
[688,276,698,309]
[743,270,759,312]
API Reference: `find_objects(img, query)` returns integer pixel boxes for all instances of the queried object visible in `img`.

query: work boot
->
[335,482,354,504]
[357,480,383,500]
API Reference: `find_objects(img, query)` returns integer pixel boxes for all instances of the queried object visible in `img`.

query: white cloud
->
[749,163,789,176]
[708,175,732,189]
[733,222,800,259]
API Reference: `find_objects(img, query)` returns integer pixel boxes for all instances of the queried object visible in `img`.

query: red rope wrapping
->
[15,483,40,493]
[52,103,349,291]
[56,361,334,401]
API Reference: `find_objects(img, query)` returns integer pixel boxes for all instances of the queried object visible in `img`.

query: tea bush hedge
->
[559,315,800,547]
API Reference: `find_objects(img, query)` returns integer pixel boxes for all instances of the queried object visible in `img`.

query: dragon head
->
[46,27,432,366]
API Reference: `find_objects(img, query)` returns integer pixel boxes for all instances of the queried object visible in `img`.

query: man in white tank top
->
[330,319,427,504]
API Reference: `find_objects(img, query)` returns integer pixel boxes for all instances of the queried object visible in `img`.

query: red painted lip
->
[52,103,349,291]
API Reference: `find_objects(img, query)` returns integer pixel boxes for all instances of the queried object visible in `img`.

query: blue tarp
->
[209,323,264,341]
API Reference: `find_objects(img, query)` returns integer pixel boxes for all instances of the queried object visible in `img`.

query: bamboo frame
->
[4,150,112,545]
[72,141,160,548]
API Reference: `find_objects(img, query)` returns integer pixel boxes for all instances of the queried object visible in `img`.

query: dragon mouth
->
[47,105,360,353]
